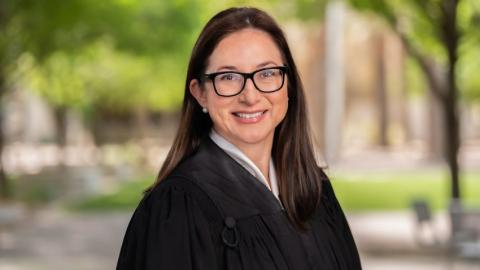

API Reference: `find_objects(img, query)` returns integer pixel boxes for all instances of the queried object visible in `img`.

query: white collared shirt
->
[209,129,280,202]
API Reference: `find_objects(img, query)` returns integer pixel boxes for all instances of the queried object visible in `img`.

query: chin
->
[234,129,273,145]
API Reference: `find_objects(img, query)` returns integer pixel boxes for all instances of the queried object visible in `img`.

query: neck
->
[215,130,274,185]
[238,140,272,185]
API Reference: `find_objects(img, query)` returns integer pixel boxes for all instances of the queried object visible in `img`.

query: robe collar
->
[183,136,284,215]
[208,129,280,201]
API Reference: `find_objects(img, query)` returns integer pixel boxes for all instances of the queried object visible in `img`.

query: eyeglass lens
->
[214,68,285,96]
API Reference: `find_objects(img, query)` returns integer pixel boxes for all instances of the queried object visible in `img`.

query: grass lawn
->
[70,178,152,211]
[71,169,480,212]
[329,169,480,212]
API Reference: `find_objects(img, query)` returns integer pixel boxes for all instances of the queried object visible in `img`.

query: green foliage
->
[5,0,201,58]
[0,175,15,199]
[18,52,88,109]
[9,175,60,205]
[286,0,328,21]
[18,38,188,113]
[2,0,207,113]
[348,0,446,63]
[4,0,349,113]
[405,56,428,98]
[7,0,477,112]
[347,0,396,25]
[457,0,480,102]
[4,0,103,61]
[347,0,480,103]
[458,47,480,102]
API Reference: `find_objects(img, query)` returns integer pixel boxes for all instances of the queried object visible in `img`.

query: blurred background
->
[0,0,479,269]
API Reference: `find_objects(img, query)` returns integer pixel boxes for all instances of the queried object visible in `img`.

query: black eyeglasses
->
[201,66,288,97]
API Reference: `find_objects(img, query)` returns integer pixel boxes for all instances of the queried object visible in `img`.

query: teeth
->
[235,111,263,119]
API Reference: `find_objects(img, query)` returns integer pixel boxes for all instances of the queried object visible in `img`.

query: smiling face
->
[190,28,289,149]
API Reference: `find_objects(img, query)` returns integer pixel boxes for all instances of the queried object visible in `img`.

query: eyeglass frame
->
[199,65,288,97]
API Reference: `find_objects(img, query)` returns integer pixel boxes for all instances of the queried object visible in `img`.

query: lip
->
[231,110,267,124]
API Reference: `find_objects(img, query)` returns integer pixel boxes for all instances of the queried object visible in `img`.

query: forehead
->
[207,28,284,70]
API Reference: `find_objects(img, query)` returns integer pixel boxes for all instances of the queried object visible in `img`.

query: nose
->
[238,78,260,105]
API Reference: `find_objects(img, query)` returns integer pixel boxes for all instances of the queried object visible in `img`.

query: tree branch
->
[395,27,447,102]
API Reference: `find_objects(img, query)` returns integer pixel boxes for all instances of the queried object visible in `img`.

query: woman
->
[117,7,361,270]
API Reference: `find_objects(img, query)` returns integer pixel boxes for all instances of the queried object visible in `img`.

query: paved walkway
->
[0,208,479,270]
[0,208,128,270]
[349,212,479,270]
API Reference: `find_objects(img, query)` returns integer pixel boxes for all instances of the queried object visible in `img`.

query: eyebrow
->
[215,61,280,72]
[257,61,278,68]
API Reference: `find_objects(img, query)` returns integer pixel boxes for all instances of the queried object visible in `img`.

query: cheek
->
[272,89,289,118]
[205,93,233,122]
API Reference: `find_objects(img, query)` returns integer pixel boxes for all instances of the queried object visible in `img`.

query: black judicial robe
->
[117,137,362,270]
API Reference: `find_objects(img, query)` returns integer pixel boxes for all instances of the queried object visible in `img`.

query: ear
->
[189,79,207,109]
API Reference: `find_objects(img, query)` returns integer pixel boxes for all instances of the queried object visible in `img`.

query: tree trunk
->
[0,74,10,199]
[134,107,150,141]
[398,0,461,200]
[442,0,460,199]
[324,1,346,163]
[427,84,445,162]
[375,33,388,147]
[54,106,68,148]
[53,106,68,168]
[443,94,460,199]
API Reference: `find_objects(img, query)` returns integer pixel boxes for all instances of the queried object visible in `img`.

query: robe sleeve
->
[116,179,219,270]
[322,179,362,268]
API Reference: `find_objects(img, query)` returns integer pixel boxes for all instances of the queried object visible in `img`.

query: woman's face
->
[190,28,289,148]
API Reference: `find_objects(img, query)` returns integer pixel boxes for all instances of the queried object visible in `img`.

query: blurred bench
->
[449,199,480,259]
[0,204,25,248]
[411,199,441,247]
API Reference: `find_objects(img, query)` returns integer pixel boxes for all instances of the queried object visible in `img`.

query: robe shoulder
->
[116,177,222,270]
[313,177,363,269]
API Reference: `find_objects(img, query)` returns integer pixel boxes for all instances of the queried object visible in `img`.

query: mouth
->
[233,110,265,119]
[232,110,267,122]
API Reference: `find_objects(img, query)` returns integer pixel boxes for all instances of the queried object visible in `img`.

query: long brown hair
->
[150,7,324,230]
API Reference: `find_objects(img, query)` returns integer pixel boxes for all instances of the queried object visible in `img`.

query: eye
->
[259,69,277,78]
[218,73,241,81]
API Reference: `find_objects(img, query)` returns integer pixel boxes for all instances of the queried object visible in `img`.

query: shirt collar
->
[209,129,280,201]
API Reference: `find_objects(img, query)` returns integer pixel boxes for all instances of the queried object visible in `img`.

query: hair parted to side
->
[149,7,325,230]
